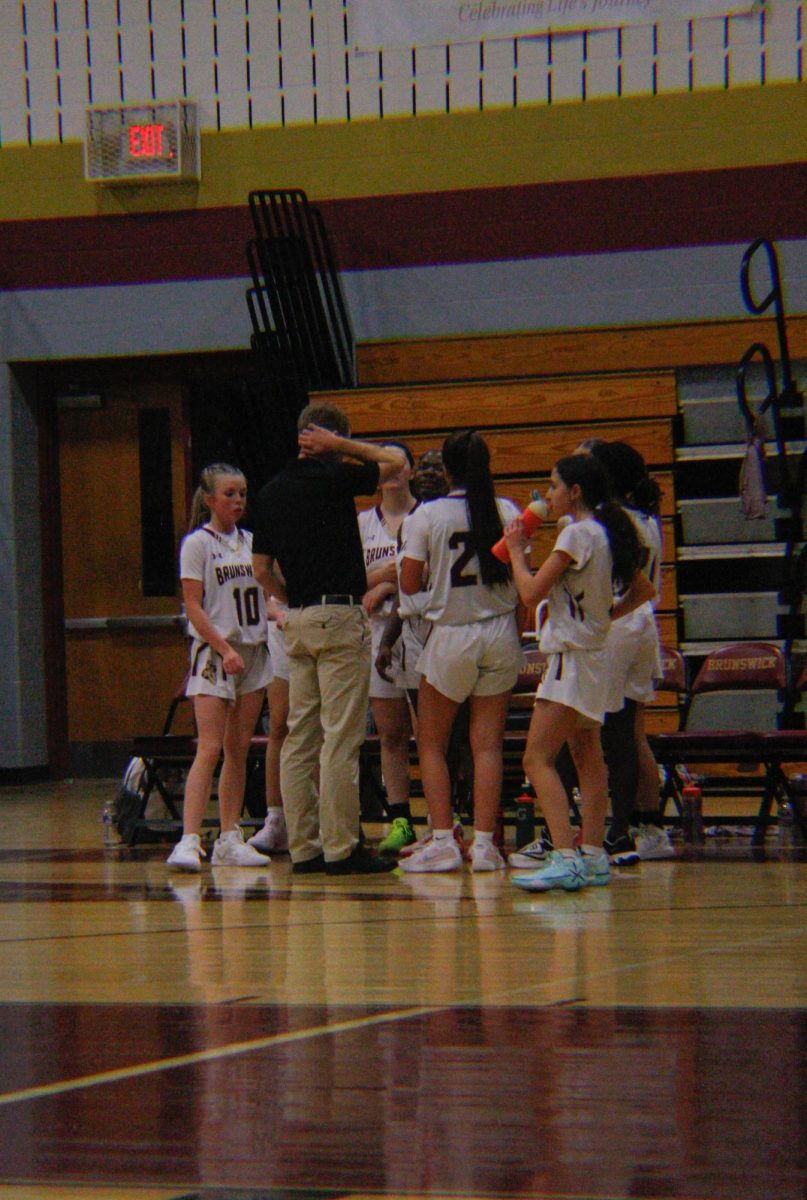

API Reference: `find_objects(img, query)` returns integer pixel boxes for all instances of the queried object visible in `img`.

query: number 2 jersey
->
[401,491,520,625]
[179,525,267,645]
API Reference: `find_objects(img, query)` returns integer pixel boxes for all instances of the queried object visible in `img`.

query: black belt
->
[299,594,360,608]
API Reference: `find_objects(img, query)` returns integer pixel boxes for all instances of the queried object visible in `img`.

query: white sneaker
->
[470,839,506,872]
[167,833,205,873]
[212,828,271,867]
[507,838,548,869]
[398,836,463,873]
[511,850,587,892]
[399,817,465,859]
[247,810,289,853]
[635,824,676,860]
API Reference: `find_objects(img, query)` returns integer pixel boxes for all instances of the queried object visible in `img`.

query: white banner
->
[350,0,759,51]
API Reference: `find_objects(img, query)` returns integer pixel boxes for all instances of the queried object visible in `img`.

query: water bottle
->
[777,798,794,846]
[101,798,120,847]
[681,780,705,844]
[514,790,536,847]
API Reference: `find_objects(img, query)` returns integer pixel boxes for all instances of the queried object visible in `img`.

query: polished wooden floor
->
[0,779,805,1200]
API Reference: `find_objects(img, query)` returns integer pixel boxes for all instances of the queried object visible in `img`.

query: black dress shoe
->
[292,853,326,873]
[325,844,396,875]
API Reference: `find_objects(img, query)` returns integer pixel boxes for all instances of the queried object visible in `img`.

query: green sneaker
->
[378,816,416,855]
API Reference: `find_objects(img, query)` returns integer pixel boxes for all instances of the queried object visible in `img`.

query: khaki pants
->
[281,605,371,863]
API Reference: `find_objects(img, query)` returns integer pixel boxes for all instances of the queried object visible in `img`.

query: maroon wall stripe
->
[1,162,805,291]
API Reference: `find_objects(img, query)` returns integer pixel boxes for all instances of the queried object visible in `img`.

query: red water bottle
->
[681,780,705,844]
[492,494,549,562]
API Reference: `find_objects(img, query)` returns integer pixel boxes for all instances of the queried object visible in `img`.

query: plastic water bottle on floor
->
[101,798,120,847]
[777,798,794,847]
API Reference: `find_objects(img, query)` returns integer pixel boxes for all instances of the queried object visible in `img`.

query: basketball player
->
[359,442,419,855]
[398,430,523,873]
[502,454,652,892]
[168,463,273,873]
[589,441,675,862]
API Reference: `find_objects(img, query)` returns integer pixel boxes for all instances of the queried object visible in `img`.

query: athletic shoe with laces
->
[603,831,640,866]
[398,836,464,873]
[378,816,416,855]
[580,848,611,886]
[247,810,289,853]
[399,817,464,859]
[511,850,587,892]
[167,832,205,873]
[470,838,506,872]
[211,828,271,867]
[507,837,548,869]
[635,823,676,860]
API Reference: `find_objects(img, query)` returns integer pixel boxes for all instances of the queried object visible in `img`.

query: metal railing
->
[738,238,806,720]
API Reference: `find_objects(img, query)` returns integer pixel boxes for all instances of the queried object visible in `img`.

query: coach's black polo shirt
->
[253,456,380,608]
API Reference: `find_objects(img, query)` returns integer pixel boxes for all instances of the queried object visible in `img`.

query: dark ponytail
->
[442,430,510,587]
[589,440,661,517]
[553,455,643,590]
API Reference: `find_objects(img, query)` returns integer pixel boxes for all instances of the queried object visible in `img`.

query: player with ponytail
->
[503,453,653,892]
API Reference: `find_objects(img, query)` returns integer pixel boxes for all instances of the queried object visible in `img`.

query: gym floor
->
[0,778,805,1200]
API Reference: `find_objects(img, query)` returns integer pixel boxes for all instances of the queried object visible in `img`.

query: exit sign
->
[127,123,168,160]
[84,100,200,183]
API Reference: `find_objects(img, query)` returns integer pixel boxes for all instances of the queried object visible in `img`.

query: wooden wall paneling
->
[325,370,678,435]
[356,315,807,386]
[659,563,678,611]
[360,417,674,475]
[644,708,682,734]
[495,469,676,517]
[656,612,678,646]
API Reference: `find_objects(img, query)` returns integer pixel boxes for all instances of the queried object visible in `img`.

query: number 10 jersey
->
[179,525,267,645]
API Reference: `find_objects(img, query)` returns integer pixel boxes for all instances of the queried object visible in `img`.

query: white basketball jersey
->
[613,505,663,636]
[180,525,267,646]
[358,505,402,621]
[402,492,520,625]
[538,517,614,652]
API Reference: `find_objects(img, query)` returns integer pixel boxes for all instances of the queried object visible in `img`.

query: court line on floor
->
[0,1004,443,1109]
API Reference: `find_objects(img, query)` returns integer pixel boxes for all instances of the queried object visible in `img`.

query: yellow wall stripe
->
[1,83,805,223]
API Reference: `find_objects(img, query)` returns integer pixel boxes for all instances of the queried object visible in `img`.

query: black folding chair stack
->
[245,189,356,436]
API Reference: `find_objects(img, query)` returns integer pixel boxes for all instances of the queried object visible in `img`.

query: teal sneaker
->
[378,816,416,856]
[511,850,587,892]
[581,848,611,887]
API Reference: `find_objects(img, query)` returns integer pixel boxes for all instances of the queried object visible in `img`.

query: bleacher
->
[319,304,806,838]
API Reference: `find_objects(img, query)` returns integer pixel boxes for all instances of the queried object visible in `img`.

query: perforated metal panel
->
[84,101,200,183]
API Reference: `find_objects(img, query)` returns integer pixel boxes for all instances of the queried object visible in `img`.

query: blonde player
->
[503,454,652,892]
[167,463,273,873]
[398,430,523,873]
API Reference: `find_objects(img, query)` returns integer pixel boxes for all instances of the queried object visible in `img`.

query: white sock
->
[474,829,494,845]
[432,829,453,842]
[581,843,602,856]
[558,848,579,859]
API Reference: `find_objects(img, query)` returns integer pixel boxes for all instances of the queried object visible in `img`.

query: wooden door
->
[58,370,191,748]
